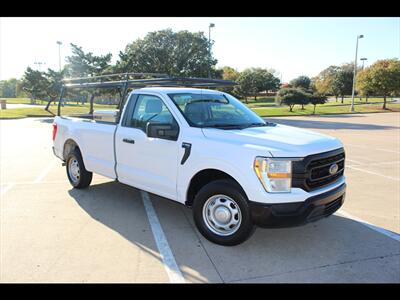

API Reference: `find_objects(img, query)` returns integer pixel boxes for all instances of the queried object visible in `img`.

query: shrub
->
[309,94,327,114]
[276,88,310,112]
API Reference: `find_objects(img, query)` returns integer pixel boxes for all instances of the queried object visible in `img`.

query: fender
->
[177,157,253,205]
[57,121,88,169]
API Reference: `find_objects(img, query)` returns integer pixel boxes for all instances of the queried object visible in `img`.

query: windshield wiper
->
[246,122,268,127]
[187,99,229,104]
[243,122,277,128]
[202,124,245,130]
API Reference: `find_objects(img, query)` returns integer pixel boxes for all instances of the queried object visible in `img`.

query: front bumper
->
[249,183,346,228]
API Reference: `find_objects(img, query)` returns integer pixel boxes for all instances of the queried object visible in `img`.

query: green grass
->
[0,107,52,119]
[240,96,399,117]
[1,96,399,119]
[1,98,34,104]
[0,103,117,119]
[251,103,400,117]
[0,98,115,107]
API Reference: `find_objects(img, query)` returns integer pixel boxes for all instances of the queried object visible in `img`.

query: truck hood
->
[201,124,343,157]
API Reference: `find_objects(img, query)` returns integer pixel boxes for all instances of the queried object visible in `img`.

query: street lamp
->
[360,57,367,70]
[350,34,364,112]
[208,23,215,78]
[56,41,62,72]
[34,61,46,71]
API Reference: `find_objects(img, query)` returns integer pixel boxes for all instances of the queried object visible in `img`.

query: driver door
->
[115,94,181,200]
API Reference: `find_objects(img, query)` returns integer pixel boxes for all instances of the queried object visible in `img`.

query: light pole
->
[208,23,215,78]
[360,57,367,70]
[56,41,62,72]
[359,57,367,100]
[350,34,364,112]
[34,61,46,71]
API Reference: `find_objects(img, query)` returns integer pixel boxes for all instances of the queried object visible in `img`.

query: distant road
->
[0,103,45,110]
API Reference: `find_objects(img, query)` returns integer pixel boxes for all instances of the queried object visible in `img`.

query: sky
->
[0,17,399,82]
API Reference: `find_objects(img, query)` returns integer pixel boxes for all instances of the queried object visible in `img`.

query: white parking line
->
[0,183,15,197]
[346,144,400,154]
[346,165,400,181]
[346,159,364,165]
[34,160,58,183]
[1,180,68,186]
[375,148,400,154]
[365,161,400,166]
[346,159,400,166]
[140,191,186,283]
[337,210,400,242]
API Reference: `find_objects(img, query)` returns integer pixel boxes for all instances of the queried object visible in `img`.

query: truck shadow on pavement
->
[265,118,399,130]
[68,180,400,283]
[34,117,54,124]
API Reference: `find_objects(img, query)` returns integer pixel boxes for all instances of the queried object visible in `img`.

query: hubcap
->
[202,194,242,236]
[68,157,80,183]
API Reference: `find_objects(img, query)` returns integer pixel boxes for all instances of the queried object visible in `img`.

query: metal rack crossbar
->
[50,73,237,117]
[63,72,170,84]
[63,76,237,89]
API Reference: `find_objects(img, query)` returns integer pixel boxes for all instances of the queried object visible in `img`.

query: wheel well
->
[185,169,246,207]
[63,139,80,160]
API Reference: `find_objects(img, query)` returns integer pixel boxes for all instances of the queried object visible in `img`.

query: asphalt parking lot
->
[1,113,399,283]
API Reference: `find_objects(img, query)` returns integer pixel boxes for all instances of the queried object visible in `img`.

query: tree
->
[289,75,313,109]
[43,68,66,111]
[65,43,113,113]
[357,59,400,109]
[234,68,280,102]
[21,67,48,104]
[0,78,19,98]
[221,66,240,82]
[234,69,258,103]
[252,68,281,97]
[309,94,327,114]
[290,75,311,91]
[356,69,374,102]
[115,29,217,77]
[218,66,240,96]
[65,43,112,78]
[276,88,310,112]
[314,65,340,97]
[20,67,65,109]
[331,64,354,103]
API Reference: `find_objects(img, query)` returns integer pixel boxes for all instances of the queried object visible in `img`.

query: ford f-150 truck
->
[52,83,346,246]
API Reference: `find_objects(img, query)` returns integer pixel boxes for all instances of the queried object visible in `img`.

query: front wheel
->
[66,148,92,189]
[192,179,255,246]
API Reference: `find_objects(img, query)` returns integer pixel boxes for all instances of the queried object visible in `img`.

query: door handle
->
[123,138,135,144]
[181,142,192,165]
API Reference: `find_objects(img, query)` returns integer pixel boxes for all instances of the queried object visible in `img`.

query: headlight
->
[254,157,292,193]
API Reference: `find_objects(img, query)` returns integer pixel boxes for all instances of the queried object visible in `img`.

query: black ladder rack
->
[51,73,237,117]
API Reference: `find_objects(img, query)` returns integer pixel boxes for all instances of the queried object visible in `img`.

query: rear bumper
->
[52,146,65,162]
[249,183,346,228]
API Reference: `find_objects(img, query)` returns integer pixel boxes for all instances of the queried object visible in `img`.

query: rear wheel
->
[192,179,255,246]
[66,148,92,189]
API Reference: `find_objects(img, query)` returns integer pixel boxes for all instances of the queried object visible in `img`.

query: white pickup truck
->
[53,87,346,246]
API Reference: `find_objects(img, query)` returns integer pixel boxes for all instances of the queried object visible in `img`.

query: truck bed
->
[53,116,118,179]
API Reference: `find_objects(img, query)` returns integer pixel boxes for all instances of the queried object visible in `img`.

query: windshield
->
[168,92,266,129]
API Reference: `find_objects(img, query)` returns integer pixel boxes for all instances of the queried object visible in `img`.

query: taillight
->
[52,123,58,141]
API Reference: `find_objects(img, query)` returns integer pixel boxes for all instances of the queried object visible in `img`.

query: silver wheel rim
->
[202,194,242,236]
[68,156,80,183]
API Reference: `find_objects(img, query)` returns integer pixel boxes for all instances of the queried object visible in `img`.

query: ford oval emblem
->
[329,163,339,175]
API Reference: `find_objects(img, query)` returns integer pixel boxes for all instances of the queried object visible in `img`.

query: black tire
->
[66,148,92,189]
[192,179,256,246]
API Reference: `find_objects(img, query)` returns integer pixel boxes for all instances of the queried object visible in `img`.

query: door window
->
[128,94,178,133]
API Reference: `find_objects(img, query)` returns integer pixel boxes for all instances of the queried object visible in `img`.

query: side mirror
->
[146,122,179,141]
